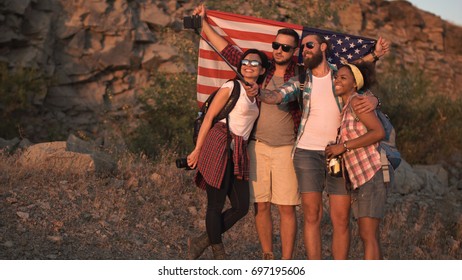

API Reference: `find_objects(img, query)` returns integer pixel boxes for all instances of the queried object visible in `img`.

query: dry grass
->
[0,149,460,260]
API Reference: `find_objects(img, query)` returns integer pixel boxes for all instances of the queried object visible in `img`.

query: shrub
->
[0,63,47,139]
[376,63,462,164]
[126,72,197,159]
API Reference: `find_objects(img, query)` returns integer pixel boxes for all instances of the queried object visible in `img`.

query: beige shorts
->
[248,140,300,205]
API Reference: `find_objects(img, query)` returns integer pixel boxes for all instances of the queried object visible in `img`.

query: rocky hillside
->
[0,0,461,141]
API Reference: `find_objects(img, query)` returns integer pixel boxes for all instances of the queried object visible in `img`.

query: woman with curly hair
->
[325,62,387,259]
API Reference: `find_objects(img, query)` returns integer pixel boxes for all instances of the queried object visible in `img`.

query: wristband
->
[371,51,379,62]
[343,141,350,152]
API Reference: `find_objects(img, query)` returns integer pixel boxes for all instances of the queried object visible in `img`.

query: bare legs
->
[278,205,297,259]
[358,217,382,260]
[329,194,351,260]
[254,202,297,259]
[254,202,273,255]
[301,193,323,259]
[301,193,350,260]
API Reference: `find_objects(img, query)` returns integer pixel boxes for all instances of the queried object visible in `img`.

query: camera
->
[176,158,194,170]
[327,156,343,177]
[183,15,202,30]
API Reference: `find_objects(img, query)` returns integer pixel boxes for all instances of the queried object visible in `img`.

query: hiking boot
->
[262,252,274,260]
[188,232,210,260]
[211,243,227,260]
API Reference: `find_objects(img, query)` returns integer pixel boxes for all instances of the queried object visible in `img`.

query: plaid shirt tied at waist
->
[195,122,249,190]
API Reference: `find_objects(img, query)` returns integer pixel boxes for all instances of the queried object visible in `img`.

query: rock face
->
[0,0,194,140]
[0,0,461,140]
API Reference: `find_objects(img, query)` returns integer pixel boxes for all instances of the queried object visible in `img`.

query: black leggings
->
[205,158,250,244]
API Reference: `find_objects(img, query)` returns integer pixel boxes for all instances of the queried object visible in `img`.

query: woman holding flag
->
[186,49,269,259]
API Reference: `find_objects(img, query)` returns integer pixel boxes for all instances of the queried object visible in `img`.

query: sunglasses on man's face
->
[271,42,296,52]
[241,59,261,67]
[301,41,316,51]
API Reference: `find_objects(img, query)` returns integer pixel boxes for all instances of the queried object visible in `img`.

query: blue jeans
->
[293,148,348,195]
[351,171,388,219]
[205,158,250,244]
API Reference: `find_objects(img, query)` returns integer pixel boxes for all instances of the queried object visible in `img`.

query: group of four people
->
[186,4,391,260]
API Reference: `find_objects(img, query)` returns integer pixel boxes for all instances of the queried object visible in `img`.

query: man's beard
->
[304,50,323,70]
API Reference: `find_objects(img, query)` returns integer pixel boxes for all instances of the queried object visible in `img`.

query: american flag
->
[196,10,376,104]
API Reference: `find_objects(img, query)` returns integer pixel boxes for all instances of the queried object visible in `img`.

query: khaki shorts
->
[248,140,300,205]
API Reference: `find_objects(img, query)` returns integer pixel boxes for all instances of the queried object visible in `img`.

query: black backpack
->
[193,79,241,145]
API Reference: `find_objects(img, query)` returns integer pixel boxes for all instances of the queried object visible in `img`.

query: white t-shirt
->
[297,72,341,150]
[218,80,259,140]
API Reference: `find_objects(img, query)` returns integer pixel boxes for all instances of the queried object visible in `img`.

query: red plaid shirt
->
[221,44,301,134]
[195,122,249,190]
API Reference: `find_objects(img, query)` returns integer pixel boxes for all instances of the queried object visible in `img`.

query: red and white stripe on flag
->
[196,10,303,105]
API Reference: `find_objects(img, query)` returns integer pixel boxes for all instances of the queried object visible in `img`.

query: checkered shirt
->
[339,97,382,189]
[195,122,249,190]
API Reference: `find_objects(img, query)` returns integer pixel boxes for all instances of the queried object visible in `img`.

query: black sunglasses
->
[271,42,296,52]
[301,41,316,50]
[241,59,261,67]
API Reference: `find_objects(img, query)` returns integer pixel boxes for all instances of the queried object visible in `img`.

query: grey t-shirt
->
[253,75,295,146]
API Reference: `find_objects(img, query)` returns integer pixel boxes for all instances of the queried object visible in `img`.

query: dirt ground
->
[1,152,461,260]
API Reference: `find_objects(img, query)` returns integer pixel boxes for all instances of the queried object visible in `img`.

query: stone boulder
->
[66,134,118,174]
[0,137,20,152]
[413,164,449,195]
[0,137,33,153]
[19,141,95,174]
[18,137,119,175]
[392,160,423,194]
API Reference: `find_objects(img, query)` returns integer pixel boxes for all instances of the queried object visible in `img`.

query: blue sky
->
[403,0,462,26]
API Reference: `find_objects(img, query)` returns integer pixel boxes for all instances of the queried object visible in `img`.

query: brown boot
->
[188,233,210,260]
[262,252,274,260]
[211,243,227,260]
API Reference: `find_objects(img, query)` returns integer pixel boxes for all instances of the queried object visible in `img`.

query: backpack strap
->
[213,79,241,123]
[298,64,306,108]
[224,80,241,159]
[380,148,390,185]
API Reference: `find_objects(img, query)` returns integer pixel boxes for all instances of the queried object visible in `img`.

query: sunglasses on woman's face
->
[271,42,296,52]
[241,59,261,67]
[301,41,316,51]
